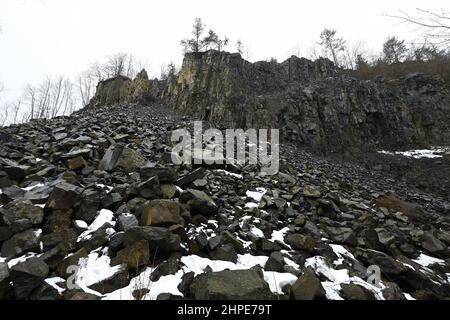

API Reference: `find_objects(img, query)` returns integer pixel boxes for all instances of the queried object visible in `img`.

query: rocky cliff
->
[87,70,160,108]
[86,50,450,153]
[163,50,450,153]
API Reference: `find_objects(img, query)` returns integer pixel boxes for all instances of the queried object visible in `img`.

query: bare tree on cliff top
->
[236,40,244,55]
[386,8,450,47]
[181,18,206,53]
[203,29,229,51]
[383,36,408,63]
[319,28,346,67]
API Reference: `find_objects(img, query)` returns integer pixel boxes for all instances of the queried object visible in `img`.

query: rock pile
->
[0,101,449,300]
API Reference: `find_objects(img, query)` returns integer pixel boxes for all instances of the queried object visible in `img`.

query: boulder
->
[355,249,407,277]
[190,268,273,300]
[78,225,113,252]
[98,144,124,171]
[150,256,179,281]
[290,269,326,300]
[111,240,150,270]
[303,185,321,198]
[45,182,83,210]
[67,156,87,170]
[88,264,130,294]
[0,262,11,299]
[56,248,88,278]
[325,227,357,246]
[421,231,447,255]
[123,226,180,253]
[220,231,245,254]
[1,199,44,225]
[286,234,316,252]
[74,189,100,224]
[264,251,285,272]
[130,176,162,199]
[340,283,376,300]
[140,167,178,183]
[176,168,206,186]
[0,158,29,182]
[10,257,49,299]
[43,209,73,234]
[116,148,148,172]
[180,189,218,216]
[117,213,139,232]
[210,244,238,263]
[41,229,78,252]
[1,229,42,258]
[98,144,147,172]
[140,200,181,227]
[374,195,430,223]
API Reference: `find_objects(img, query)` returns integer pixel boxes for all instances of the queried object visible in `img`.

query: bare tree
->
[78,73,93,108]
[410,41,443,61]
[76,53,144,107]
[203,30,229,51]
[386,9,450,47]
[383,36,408,63]
[236,40,244,55]
[21,76,77,121]
[78,71,96,108]
[319,28,346,67]
[103,53,138,79]
[23,84,36,120]
[160,62,177,81]
[307,43,321,60]
[214,35,229,52]
[342,41,368,69]
[0,103,9,126]
[181,18,206,53]
[37,77,52,119]
[12,99,22,124]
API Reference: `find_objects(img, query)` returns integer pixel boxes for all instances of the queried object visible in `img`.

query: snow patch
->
[305,255,386,300]
[77,209,115,242]
[215,169,243,179]
[269,227,291,248]
[404,293,416,300]
[21,183,45,192]
[74,220,88,229]
[330,244,356,265]
[75,250,123,288]
[378,148,446,159]
[412,253,446,267]
[263,271,297,294]
[45,277,66,294]
[250,226,265,238]
[246,188,267,202]
[7,252,41,268]
[96,184,114,193]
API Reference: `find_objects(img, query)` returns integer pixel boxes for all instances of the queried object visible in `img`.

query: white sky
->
[0,0,449,102]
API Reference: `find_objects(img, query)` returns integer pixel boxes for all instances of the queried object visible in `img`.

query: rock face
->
[85,50,450,153]
[87,70,158,108]
[163,50,450,153]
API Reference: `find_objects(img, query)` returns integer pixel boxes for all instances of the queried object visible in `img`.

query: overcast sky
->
[0,0,449,102]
